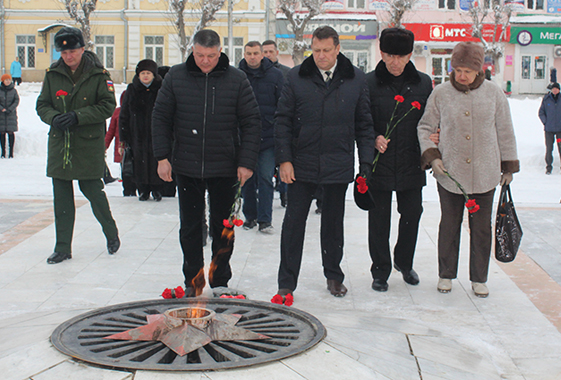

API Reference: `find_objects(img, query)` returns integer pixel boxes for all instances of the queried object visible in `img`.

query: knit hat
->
[54,27,85,52]
[135,59,158,76]
[379,28,414,55]
[1,74,12,81]
[451,42,484,71]
[552,82,560,90]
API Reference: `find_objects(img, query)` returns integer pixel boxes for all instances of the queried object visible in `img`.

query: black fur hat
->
[135,59,158,76]
[54,27,85,52]
[379,28,414,55]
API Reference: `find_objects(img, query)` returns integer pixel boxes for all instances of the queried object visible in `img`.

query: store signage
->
[276,19,377,40]
[403,23,510,42]
[548,0,561,13]
[510,26,561,44]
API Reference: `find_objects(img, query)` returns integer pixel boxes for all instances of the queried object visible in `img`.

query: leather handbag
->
[121,146,134,178]
[495,185,523,263]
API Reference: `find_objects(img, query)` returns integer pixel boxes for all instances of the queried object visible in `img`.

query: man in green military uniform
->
[36,26,119,264]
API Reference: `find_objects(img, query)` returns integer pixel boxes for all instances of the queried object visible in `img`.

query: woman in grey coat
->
[418,42,519,298]
[0,74,19,158]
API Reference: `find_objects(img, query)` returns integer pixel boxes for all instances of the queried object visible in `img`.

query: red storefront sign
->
[403,23,510,42]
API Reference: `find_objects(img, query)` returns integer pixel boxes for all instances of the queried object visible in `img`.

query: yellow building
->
[1,0,270,83]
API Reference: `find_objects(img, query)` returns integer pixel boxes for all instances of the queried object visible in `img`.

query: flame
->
[191,267,206,297]
[209,227,235,285]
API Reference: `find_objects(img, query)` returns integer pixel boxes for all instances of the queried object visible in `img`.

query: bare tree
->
[386,0,417,28]
[278,0,325,65]
[467,2,513,75]
[65,0,97,51]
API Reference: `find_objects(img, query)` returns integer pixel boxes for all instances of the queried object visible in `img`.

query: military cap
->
[54,27,85,52]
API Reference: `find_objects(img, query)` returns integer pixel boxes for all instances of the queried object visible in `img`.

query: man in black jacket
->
[239,41,284,233]
[152,29,261,296]
[366,28,433,292]
[274,26,375,301]
[263,40,290,78]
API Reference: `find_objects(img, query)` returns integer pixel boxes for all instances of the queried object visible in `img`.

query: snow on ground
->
[1,82,561,205]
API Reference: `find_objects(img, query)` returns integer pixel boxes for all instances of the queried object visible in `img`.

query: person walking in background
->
[36,26,119,264]
[239,41,284,234]
[152,29,261,297]
[274,26,375,301]
[539,82,561,175]
[120,59,165,201]
[0,74,19,158]
[417,42,519,298]
[365,28,433,292]
[10,57,22,86]
[106,90,137,196]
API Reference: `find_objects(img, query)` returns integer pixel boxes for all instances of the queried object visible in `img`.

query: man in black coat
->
[152,29,261,296]
[274,26,375,301]
[366,28,433,292]
[263,40,290,78]
[239,41,284,233]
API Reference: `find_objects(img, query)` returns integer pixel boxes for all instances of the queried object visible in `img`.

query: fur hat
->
[451,42,484,71]
[1,74,12,82]
[54,27,85,52]
[136,59,158,76]
[379,28,414,55]
[552,82,560,90]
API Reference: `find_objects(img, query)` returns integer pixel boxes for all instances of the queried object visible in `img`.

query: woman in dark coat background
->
[119,59,164,201]
[0,74,19,158]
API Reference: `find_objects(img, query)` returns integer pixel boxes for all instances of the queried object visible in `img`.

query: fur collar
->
[299,53,355,79]
[450,70,485,92]
[374,60,421,85]
[186,52,230,75]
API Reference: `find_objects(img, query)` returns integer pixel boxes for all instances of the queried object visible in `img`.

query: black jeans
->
[368,188,423,281]
[176,174,238,288]
[278,181,348,291]
[545,131,561,171]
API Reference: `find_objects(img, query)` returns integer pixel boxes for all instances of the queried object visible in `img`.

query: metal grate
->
[51,298,326,371]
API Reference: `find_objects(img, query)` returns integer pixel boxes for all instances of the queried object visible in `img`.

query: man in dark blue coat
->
[366,28,433,292]
[539,82,561,175]
[274,26,375,301]
[239,41,284,234]
[152,29,261,296]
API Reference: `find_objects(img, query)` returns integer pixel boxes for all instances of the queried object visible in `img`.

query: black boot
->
[8,132,14,158]
[0,132,5,158]
[103,164,117,184]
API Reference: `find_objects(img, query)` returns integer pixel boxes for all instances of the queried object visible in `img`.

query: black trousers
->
[278,181,348,291]
[368,188,423,281]
[437,184,495,283]
[0,132,14,157]
[52,178,118,254]
[176,174,238,289]
[545,131,561,171]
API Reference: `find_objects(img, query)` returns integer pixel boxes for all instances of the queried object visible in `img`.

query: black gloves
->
[52,112,78,131]
[359,163,373,179]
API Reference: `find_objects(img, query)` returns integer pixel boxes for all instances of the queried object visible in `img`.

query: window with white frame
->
[481,0,501,8]
[526,0,544,10]
[95,35,115,69]
[145,36,164,66]
[438,0,455,10]
[347,0,366,9]
[223,37,244,66]
[16,35,35,68]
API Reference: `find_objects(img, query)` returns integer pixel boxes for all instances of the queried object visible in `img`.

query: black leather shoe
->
[153,191,162,202]
[107,235,120,255]
[47,251,71,264]
[371,279,388,292]
[326,279,347,297]
[394,264,420,285]
[139,192,150,201]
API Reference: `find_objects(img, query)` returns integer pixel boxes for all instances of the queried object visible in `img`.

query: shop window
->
[526,0,544,10]
[145,36,164,66]
[438,0,455,10]
[431,51,452,86]
[348,0,366,9]
[344,50,369,72]
[16,35,35,68]
[482,0,501,8]
[95,35,115,69]
[223,37,244,66]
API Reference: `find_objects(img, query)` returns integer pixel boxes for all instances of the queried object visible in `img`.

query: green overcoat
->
[36,51,116,180]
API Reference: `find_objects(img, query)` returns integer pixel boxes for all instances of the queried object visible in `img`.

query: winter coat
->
[273,61,291,79]
[0,82,19,132]
[538,92,561,133]
[10,60,22,78]
[120,76,164,185]
[152,53,261,179]
[417,72,519,195]
[275,53,375,184]
[105,92,126,163]
[239,57,284,152]
[366,60,432,191]
[36,50,116,180]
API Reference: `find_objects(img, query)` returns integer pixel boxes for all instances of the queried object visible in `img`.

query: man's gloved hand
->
[430,158,446,176]
[52,112,78,132]
[359,163,373,179]
[500,172,513,186]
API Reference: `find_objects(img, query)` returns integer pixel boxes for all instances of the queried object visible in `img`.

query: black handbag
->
[495,185,523,263]
[121,146,134,178]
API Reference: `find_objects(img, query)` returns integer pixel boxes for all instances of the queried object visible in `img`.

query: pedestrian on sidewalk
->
[10,57,22,86]
[0,74,19,158]
[418,42,519,298]
[36,26,119,264]
[539,82,561,175]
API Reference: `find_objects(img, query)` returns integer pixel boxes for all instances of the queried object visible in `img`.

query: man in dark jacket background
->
[274,26,375,301]
[152,29,261,296]
[263,40,290,78]
[239,41,284,234]
[366,28,433,292]
[538,82,561,175]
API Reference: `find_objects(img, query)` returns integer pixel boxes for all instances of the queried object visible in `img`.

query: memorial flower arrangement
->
[56,89,72,169]
[223,182,244,228]
[161,286,186,299]
[271,293,293,307]
[445,172,480,214]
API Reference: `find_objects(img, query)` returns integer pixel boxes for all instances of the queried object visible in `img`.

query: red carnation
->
[557,138,561,143]
[223,219,233,228]
[411,101,421,110]
[233,218,243,227]
[161,288,172,299]
[468,204,480,213]
[56,90,68,97]
[271,294,283,304]
[356,176,366,185]
[357,183,368,194]
[284,294,294,307]
[174,286,185,298]
[465,199,476,208]
[394,95,404,103]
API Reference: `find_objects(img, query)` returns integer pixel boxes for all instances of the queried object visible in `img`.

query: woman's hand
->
[500,172,513,186]
[430,158,446,176]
